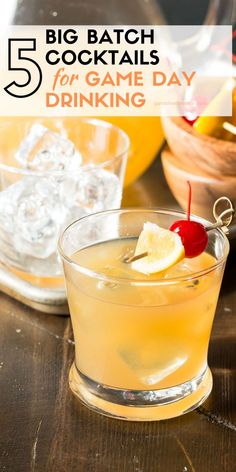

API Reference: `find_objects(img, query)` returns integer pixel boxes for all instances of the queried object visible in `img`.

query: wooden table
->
[0,158,236,472]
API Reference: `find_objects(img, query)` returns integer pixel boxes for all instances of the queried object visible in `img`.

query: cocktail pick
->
[125,195,235,264]
[222,121,236,135]
[124,251,149,264]
[205,196,235,234]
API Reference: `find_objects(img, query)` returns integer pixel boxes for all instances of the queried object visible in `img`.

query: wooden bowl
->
[161,148,236,221]
[161,116,236,178]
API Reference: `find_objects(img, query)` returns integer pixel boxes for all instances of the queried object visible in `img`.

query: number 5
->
[4,38,42,98]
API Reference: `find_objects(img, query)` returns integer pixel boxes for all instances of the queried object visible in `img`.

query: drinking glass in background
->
[59,208,229,421]
[0,118,129,285]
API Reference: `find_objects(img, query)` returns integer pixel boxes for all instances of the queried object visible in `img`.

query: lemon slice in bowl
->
[132,222,185,275]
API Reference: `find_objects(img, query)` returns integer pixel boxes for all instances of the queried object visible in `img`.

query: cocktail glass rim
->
[0,117,130,176]
[58,207,230,286]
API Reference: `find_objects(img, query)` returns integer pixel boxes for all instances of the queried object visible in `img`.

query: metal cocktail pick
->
[124,197,235,264]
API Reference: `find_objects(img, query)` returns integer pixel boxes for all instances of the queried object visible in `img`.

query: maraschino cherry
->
[169,182,208,258]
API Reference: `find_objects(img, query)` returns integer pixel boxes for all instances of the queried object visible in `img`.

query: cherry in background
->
[169,182,208,258]
[182,95,209,126]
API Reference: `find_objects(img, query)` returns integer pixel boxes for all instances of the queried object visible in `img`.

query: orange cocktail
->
[59,209,229,421]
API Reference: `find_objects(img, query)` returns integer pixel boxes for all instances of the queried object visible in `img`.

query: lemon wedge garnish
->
[131,222,185,275]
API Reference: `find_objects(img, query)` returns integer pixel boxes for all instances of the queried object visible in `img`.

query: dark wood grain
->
[0,159,236,472]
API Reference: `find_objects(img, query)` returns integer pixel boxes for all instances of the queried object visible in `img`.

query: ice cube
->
[140,356,187,385]
[0,187,19,265]
[72,165,122,212]
[15,124,47,166]
[0,177,67,259]
[64,206,88,227]
[15,124,82,172]
[119,340,187,386]
[0,178,32,235]
[59,167,121,246]
[163,261,193,278]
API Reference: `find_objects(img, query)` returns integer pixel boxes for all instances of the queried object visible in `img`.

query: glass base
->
[69,363,212,421]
